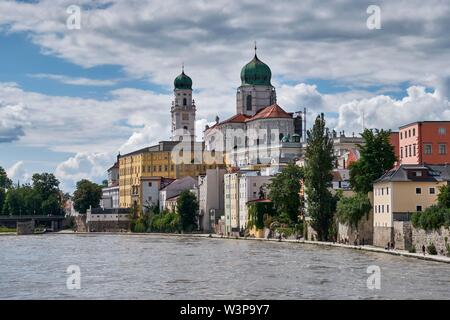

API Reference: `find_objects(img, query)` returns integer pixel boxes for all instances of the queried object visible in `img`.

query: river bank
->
[6,229,442,264]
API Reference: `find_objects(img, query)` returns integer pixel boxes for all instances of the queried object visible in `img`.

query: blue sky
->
[1,0,449,192]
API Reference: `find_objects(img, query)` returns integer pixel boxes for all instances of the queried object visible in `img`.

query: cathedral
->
[203,48,304,168]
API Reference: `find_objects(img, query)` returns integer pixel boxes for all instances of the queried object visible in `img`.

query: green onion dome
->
[174,70,192,90]
[240,54,272,86]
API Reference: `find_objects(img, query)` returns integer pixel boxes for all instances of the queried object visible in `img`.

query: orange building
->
[389,132,400,165]
[399,121,450,165]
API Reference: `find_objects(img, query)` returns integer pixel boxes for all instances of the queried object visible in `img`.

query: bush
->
[411,205,450,231]
[446,243,450,257]
[408,245,416,253]
[336,193,372,229]
[427,243,438,255]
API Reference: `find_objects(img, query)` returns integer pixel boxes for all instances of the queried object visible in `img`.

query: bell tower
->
[171,65,196,141]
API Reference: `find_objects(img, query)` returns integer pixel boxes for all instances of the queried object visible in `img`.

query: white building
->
[140,176,174,212]
[197,168,226,232]
[224,170,272,235]
[159,176,198,212]
[101,160,120,209]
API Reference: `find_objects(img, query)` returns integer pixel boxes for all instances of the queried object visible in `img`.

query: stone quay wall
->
[87,221,130,232]
[412,226,450,255]
[17,220,35,235]
[373,226,393,248]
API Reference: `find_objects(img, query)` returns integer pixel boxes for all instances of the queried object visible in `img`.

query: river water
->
[0,234,449,299]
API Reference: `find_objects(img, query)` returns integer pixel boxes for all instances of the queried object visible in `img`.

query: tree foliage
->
[336,193,372,229]
[1,173,63,216]
[0,166,12,189]
[412,205,450,230]
[248,201,275,230]
[304,114,336,241]
[349,129,396,194]
[73,179,103,214]
[268,163,304,223]
[437,184,450,208]
[176,190,198,232]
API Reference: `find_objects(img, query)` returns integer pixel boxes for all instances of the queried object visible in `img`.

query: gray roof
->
[376,164,450,183]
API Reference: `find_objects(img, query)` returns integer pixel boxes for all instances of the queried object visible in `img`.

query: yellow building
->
[119,140,220,211]
[373,164,450,246]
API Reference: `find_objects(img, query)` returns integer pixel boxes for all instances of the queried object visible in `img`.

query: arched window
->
[246,95,252,111]
[279,133,284,141]
[183,98,187,106]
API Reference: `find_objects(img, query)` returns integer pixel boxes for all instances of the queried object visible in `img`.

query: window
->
[183,98,187,106]
[387,205,390,213]
[408,129,411,137]
[416,205,422,212]
[400,147,403,159]
[415,171,422,177]
[400,132,403,140]
[430,187,435,194]
[381,188,384,196]
[438,127,446,135]
[439,144,447,155]
[182,113,189,121]
[409,145,412,157]
[413,144,416,156]
[246,95,252,111]
[148,182,152,187]
[416,187,422,194]
[424,144,432,155]
[413,128,416,136]
[386,188,389,195]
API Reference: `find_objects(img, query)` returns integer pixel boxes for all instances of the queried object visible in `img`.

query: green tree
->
[0,188,5,215]
[177,190,198,232]
[41,194,62,215]
[305,114,336,241]
[73,179,103,214]
[437,184,450,208]
[268,163,304,223]
[32,173,61,200]
[2,187,23,215]
[349,129,396,194]
[336,193,372,229]
[0,166,12,189]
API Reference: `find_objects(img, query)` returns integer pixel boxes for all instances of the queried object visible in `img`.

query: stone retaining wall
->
[373,226,393,247]
[338,211,373,245]
[88,221,130,232]
[17,220,34,235]
[74,215,87,232]
[412,227,450,255]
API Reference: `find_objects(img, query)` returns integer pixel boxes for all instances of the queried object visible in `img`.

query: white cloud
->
[6,161,30,185]
[28,74,119,86]
[0,102,29,143]
[55,152,112,191]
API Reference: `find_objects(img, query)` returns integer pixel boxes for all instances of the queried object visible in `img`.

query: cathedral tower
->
[236,46,276,116]
[171,66,196,141]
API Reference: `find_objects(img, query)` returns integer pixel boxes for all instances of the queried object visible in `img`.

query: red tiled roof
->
[245,104,292,122]
[206,104,292,132]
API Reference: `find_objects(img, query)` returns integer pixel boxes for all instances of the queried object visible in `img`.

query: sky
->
[1,0,450,193]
